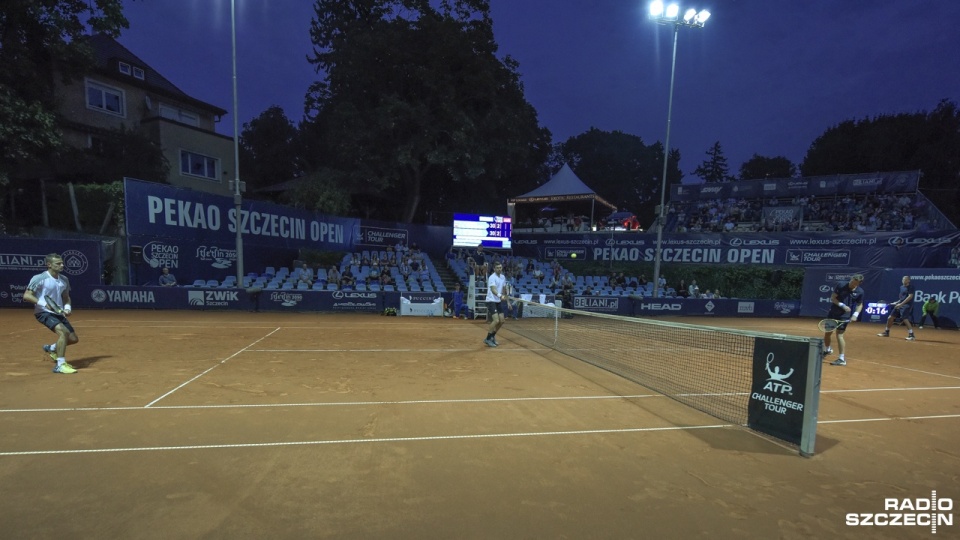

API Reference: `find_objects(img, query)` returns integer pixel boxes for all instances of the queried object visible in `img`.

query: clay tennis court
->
[1,309,957,539]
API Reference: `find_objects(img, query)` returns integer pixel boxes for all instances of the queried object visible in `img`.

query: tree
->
[693,141,732,183]
[0,0,128,183]
[551,128,679,226]
[801,100,960,226]
[239,106,304,194]
[283,169,353,216]
[738,154,797,180]
[304,0,550,222]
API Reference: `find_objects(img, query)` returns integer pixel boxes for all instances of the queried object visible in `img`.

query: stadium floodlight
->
[648,2,710,298]
[230,0,245,282]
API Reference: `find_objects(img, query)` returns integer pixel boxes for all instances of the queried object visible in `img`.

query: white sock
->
[57,358,66,366]
[839,354,845,360]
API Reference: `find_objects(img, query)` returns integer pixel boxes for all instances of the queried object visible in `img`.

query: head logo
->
[60,250,89,276]
[90,289,107,303]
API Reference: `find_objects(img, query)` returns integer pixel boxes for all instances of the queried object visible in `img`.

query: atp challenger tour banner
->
[0,238,102,309]
[800,268,960,326]
[123,178,451,285]
[513,230,960,268]
[748,337,815,449]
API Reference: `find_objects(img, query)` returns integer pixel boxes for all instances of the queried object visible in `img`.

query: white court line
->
[143,327,282,408]
[0,394,660,413]
[0,424,730,456]
[3,386,959,414]
[3,414,960,457]
[250,348,553,353]
[857,360,960,381]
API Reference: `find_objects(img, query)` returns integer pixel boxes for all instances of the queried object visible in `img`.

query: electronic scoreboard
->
[452,213,512,249]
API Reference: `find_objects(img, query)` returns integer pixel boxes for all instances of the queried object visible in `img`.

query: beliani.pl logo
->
[846,491,953,534]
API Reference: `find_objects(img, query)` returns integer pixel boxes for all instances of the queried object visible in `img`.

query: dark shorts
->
[36,311,75,334]
[892,305,912,319]
[486,301,504,316]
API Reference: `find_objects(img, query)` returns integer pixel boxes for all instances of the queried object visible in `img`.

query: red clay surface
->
[1,309,958,539]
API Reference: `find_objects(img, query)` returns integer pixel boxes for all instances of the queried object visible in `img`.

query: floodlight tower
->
[231,0,244,283]
[648,1,710,298]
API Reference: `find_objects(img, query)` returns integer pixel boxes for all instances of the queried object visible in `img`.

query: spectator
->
[340,266,356,289]
[158,267,177,287]
[367,263,380,285]
[327,266,341,289]
[448,282,469,319]
[688,280,700,299]
[295,263,313,287]
[379,272,394,287]
[678,279,689,298]
[417,264,430,286]
[919,296,941,329]
[399,260,412,280]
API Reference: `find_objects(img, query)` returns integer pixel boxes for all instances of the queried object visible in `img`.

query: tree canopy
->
[0,0,128,183]
[551,128,680,226]
[304,0,551,223]
[802,99,960,226]
[738,154,797,180]
[692,141,732,183]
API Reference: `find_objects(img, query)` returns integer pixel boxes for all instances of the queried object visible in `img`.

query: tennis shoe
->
[918,325,924,329]
[42,344,57,362]
[483,338,497,348]
[824,347,833,355]
[53,363,77,374]
[830,358,846,366]
[905,335,916,341]
[877,331,889,337]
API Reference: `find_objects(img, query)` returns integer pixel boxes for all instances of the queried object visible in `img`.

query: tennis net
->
[506,297,822,455]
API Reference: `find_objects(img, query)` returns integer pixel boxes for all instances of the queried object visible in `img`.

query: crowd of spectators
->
[670,192,927,233]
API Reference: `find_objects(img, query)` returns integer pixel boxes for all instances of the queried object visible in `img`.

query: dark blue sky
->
[118,1,960,179]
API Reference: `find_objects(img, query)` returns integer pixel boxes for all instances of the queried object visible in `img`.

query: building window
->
[86,80,124,116]
[88,135,106,154]
[160,104,200,127]
[133,67,145,80]
[180,150,219,181]
[118,62,131,75]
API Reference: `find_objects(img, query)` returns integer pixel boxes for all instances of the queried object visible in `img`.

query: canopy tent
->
[507,163,617,230]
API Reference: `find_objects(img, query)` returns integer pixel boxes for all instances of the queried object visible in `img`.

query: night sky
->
[117,0,960,180]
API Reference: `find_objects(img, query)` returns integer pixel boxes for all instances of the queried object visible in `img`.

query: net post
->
[798,339,823,457]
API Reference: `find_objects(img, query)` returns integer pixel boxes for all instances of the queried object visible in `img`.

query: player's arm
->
[831,290,850,313]
[23,288,39,306]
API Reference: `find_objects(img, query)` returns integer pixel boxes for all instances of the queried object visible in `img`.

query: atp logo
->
[763,353,793,396]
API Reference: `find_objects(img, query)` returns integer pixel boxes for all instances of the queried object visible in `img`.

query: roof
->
[508,163,616,210]
[85,34,228,116]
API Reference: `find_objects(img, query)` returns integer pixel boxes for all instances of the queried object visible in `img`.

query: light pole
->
[648,1,710,298]
[230,0,244,283]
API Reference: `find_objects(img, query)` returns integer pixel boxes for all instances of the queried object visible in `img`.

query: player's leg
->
[823,331,833,355]
[903,308,916,340]
[484,302,499,347]
[831,325,847,366]
[878,312,892,336]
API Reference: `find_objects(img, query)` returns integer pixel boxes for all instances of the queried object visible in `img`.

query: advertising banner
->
[123,178,453,283]
[801,268,960,324]
[748,337,812,446]
[513,230,960,268]
[0,238,102,309]
[669,171,919,202]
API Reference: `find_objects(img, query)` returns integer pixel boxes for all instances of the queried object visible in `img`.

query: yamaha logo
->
[90,289,107,303]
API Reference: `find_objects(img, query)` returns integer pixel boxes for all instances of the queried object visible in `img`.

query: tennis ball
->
[570,253,577,258]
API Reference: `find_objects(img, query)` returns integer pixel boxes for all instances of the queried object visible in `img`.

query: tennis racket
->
[44,294,64,315]
[818,318,849,332]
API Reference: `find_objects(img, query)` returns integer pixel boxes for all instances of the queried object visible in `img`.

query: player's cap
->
[852,273,864,281]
